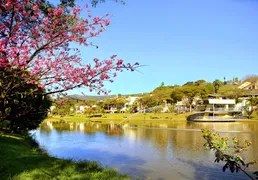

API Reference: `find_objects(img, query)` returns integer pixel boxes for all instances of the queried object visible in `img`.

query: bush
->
[152,106,163,113]
[202,129,258,179]
[150,116,159,119]
[0,68,52,133]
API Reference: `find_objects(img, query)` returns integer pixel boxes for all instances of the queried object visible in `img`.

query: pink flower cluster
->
[0,0,139,96]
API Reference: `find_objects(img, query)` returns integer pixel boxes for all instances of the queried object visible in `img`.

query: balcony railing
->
[205,107,242,112]
[194,116,233,120]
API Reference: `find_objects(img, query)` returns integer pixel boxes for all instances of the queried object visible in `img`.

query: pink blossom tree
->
[0,0,139,124]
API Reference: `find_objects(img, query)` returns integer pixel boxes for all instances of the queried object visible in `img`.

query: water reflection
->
[35,121,258,179]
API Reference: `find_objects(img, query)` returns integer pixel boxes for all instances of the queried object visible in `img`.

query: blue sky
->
[70,0,258,95]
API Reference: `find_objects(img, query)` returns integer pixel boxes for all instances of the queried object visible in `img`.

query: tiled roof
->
[237,82,251,89]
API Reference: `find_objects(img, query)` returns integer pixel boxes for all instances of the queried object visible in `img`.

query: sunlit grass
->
[251,111,258,120]
[45,113,191,122]
[0,135,128,180]
[45,111,258,125]
[44,113,191,126]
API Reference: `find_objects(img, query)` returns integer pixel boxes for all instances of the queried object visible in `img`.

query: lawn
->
[45,112,191,125]
[45,111,258,125]
[251,111,258,120]
[0,134,128,180]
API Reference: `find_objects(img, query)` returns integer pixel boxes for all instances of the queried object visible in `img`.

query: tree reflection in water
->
[36,121,258,179]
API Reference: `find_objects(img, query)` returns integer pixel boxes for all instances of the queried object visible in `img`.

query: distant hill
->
[68,93,144,101]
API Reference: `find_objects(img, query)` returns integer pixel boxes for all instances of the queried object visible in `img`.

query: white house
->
[75,105,90,114]
[121,96,140,112]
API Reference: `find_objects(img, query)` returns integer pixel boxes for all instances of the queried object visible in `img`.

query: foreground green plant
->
[202,129,258,180]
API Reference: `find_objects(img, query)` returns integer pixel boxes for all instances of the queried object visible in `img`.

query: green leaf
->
[14,99,19,104]
[5,107,11,113]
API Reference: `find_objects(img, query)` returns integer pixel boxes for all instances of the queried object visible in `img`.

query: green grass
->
[46,112,258,125]
[251,111,258,120]
[0,134,128,180]
[45,113,190,125]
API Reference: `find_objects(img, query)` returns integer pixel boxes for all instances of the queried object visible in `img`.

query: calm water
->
[33,121,258,180]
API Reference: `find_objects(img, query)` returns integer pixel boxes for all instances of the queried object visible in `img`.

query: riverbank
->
[0,134,128,180]
[44,112,258,125]
[45,113,191,125]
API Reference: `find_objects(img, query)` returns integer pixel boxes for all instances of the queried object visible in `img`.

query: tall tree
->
[152,86,175,104]
[0,68,52,132]
[180,85,202,112]
[137,95,158,111]
[200,82,215,99]
[218,85,245,102]
[170,87,184,103]
[194,79,206,86]
[213,79,224,93]
[0,0,138,122]
[242,75,258,83]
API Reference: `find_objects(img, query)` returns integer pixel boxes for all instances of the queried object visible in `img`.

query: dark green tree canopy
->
[0,68,52,132]
[137,95,158,108]
[170,87,184,103]
[218,85,245,101]
[213,79,224,93]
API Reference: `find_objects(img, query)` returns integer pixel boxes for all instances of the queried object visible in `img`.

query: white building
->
[121,96,140,113]
[75,105,90,114]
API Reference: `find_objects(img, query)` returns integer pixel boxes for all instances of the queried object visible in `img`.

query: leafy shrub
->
[150,116,159,119]
[0,68,51,133]
[152,106,163,113]
[202,129,258,179]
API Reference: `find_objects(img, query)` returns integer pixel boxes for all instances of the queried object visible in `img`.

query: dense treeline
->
[51,76,258,116]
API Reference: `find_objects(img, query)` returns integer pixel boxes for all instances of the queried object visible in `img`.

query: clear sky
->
[70,0,258,95]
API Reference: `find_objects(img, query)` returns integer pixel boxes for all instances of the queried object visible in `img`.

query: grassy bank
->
[45,113,191,125]
[0,134,128,180]
[45,112,258,125]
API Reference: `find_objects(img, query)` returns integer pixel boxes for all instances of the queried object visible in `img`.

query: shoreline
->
[44,113,258,126]
[0,134,128,180]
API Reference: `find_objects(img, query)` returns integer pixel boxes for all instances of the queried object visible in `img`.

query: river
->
[33,121,258,180]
